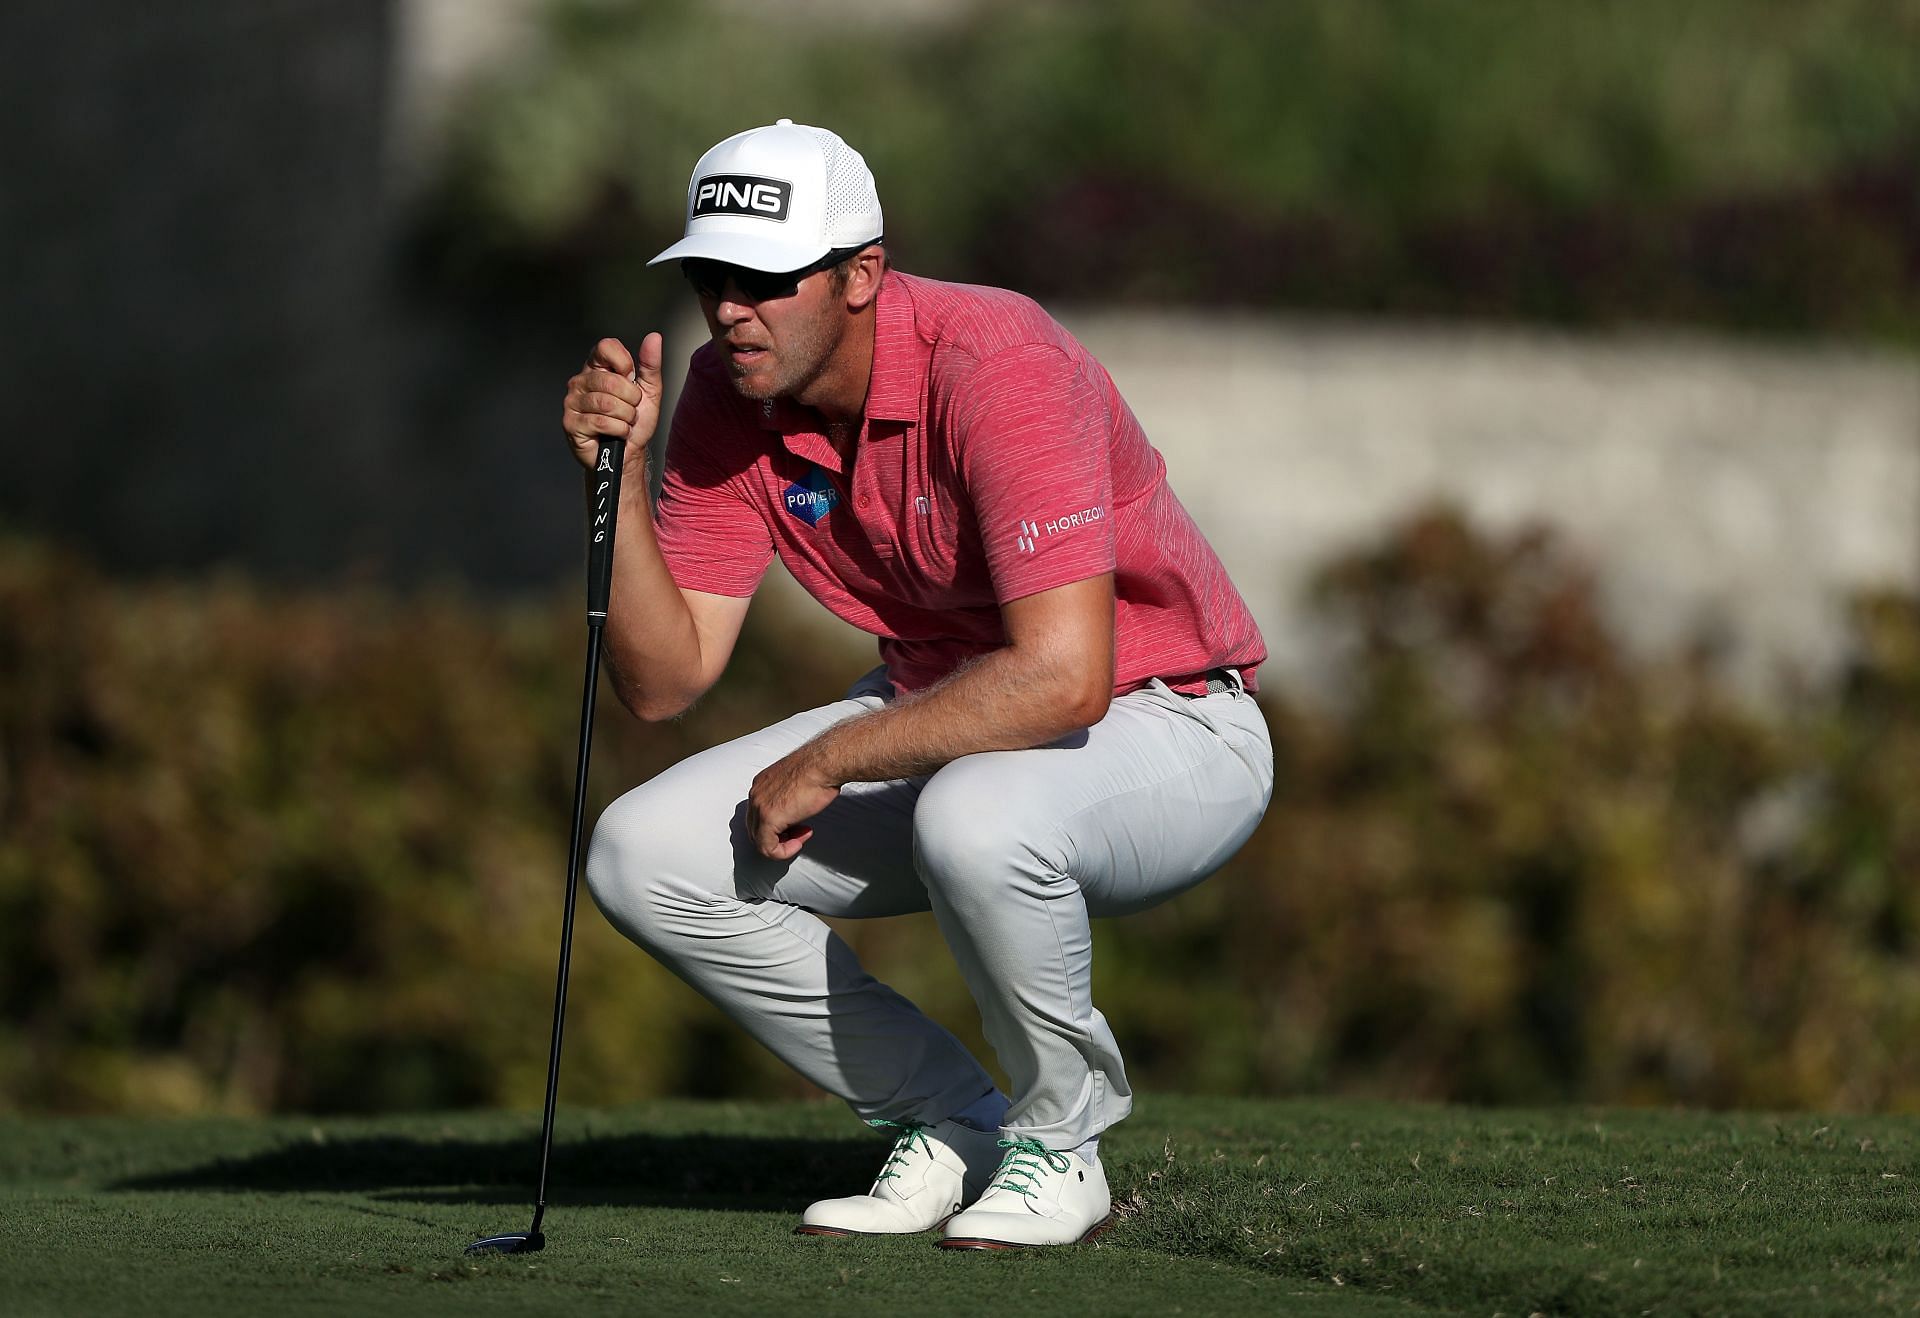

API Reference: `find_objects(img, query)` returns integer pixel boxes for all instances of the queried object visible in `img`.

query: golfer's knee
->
[912,767,1060,904]
[585,784,716,946]
[584,794,651,935]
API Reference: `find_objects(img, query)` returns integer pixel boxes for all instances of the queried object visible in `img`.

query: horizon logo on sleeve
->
[1013,505,1104,553]
[783,466,840,527]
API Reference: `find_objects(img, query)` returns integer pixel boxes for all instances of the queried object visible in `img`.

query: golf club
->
[467,434,628,1256]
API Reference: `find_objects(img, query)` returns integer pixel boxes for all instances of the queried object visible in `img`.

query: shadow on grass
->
[112,1129,883,1213]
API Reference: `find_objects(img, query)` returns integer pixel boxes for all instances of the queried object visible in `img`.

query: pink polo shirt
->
[653,271,1265,697]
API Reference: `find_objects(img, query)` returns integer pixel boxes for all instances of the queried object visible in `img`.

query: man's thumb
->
[636,331,664,387]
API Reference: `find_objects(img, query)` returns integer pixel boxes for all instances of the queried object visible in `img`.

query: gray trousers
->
[584,667,1274,1150]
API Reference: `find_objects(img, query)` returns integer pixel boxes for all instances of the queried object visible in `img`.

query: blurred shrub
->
[0,539,847,1115]
[428,0,1920,339]
[1087,513,1920,1112]
[5,513,1920,1116]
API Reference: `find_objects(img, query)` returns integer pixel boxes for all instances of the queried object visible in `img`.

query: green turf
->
[3,1096,1915,1317]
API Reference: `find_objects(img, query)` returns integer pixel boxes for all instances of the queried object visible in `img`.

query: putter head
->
[466,1230,545,1255]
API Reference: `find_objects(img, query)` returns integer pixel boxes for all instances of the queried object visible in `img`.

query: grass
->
[3,1095,1916,1317]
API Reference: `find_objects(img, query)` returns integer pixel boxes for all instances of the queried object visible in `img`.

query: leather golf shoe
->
[797,1117,1004,1236]
[937,1136,1112,1249]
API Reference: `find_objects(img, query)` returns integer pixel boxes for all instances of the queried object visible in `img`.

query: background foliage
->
[433,0,1920,338]
[7,512,1919,1116]
[7,1,1919,1121]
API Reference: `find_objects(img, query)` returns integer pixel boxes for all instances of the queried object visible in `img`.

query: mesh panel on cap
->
[802,125,880,236]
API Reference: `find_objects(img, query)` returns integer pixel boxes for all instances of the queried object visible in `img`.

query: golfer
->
[565,120,1273,1249]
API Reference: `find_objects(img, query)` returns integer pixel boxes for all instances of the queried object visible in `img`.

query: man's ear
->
[843,246,886,311]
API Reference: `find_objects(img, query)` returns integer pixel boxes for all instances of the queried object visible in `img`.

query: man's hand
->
[742,575,1115,858]
[562,333,663,471]
[747,746,843,860]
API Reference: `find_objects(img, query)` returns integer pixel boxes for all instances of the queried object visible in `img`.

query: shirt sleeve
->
[951,343,1117,604]
[652,363,775,597]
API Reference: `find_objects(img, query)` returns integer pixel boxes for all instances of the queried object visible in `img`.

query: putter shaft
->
[469,436,627,1256]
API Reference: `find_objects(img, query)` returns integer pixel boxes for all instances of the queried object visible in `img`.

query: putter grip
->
[586,437,627,623]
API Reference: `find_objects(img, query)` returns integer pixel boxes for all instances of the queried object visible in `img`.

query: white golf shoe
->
[796,1117,1004,1236]
[937,1137,1113,1249]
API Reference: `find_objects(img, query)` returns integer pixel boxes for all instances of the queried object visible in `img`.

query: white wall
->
[1063,313,1920,696]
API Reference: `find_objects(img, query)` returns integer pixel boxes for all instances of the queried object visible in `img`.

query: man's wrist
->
[618,452,653,498]
[798,727,852,789]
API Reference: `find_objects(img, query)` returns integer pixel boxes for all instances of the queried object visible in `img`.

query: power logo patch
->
[692,174,792,221]
[783,467,840,527]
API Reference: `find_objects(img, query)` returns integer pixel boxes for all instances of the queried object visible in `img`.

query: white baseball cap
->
[647,119,884,273]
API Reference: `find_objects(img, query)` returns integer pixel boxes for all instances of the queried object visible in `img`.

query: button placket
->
[852,426,897,560]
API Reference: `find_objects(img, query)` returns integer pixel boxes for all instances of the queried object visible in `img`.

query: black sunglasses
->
[680,244,875,302]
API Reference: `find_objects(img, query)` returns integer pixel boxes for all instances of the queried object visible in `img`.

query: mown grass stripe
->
[3,1096,1915,1316]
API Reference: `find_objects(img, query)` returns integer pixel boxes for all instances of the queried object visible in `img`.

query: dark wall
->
[0,1,592,591]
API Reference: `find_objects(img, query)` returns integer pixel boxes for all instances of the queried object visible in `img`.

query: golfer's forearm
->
[806,645,1109,784]
[593,477,705,719]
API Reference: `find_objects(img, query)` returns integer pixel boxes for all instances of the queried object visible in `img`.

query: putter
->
[467,434,628,1256]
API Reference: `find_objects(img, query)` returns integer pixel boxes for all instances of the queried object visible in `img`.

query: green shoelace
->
[867,1118,933,1182]
[989,1136,1073,1200]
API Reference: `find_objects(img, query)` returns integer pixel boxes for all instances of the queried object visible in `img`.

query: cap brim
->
[646,230,831,272]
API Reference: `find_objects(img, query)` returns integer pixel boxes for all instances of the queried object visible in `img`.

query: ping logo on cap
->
[692,174,792,221]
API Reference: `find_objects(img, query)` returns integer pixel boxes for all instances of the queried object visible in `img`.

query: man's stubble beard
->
[727,300,845,405]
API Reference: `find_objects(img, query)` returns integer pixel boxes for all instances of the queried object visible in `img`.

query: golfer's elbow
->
[604,654,706,723]
[1047,660,1110,732]
[623,676,709,722]
[1030,647,1110,735]
[1066,683,1111,731]
[624,691,694,723]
